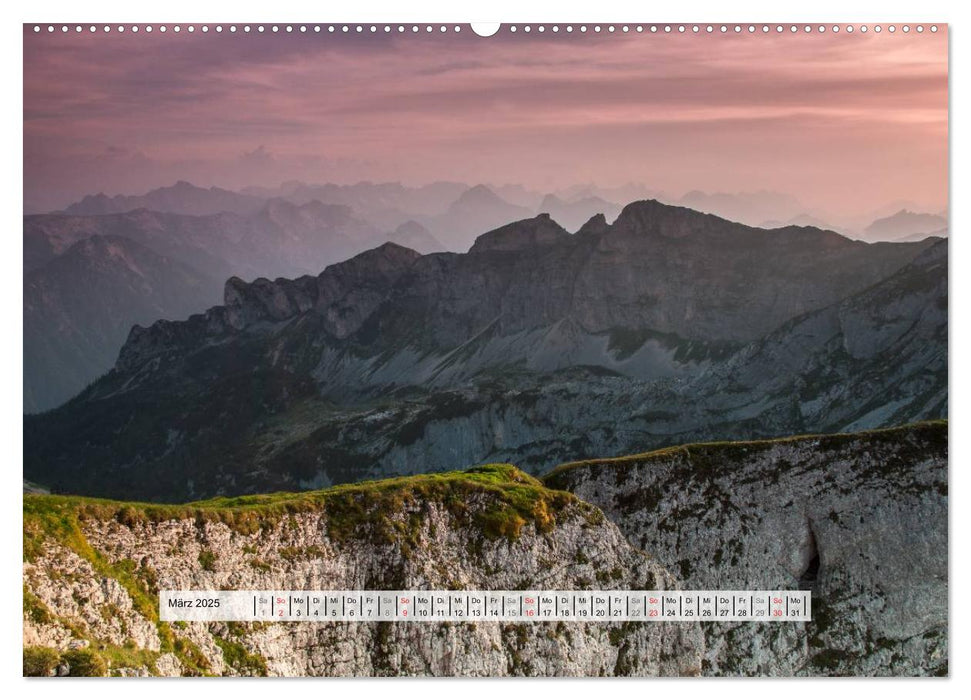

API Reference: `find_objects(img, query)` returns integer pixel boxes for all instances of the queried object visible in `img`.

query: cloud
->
[23,27,948,215]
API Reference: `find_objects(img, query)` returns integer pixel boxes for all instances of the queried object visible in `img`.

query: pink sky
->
[24,26,948,216]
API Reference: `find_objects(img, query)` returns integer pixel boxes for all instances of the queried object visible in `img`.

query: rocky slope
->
[22,464,702,677]
[23,424,947,676]
[23,201,944,501]
[682,238,948,436]
[545,421,948,676]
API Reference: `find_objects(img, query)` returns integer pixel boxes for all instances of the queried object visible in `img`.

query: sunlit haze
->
[24,26,948,218]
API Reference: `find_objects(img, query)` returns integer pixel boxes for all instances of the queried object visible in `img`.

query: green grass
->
[24,496,216,675]
[96,642,162,676]
[213,635,268,676]
[198,549,217,571]
[24,463,583,677]
[25,463,577,548]
[61,648,108,677]
[23,500,158,624]
[23,585,53,625]
[23,646,60,676]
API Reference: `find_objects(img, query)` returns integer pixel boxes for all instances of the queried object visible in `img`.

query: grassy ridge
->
[25,422,946,552]
[24,463,579,558]
[542,420,947,486]
[24,463,585,676]
[23,423,947,675]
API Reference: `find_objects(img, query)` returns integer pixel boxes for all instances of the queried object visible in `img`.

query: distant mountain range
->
[24,235,223,412]
[24,200,946,502]
[759,214,838,232]
[23,199,441,412]
[676,190,808,228]
[864,209,948,241]
[62,180,265,217]
[55,178,949,243]
[57,180,623,250]
[26,181,637,412]
[539,194,623,232]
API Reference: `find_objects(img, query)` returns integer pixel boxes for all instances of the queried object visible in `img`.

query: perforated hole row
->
[30,24,466,34]
[30,24,941,35]
[505,24,939,34]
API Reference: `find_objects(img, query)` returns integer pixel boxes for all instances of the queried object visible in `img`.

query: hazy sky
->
[24,26,948,215]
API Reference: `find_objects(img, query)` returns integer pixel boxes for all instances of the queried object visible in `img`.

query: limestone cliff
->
[23,465,702,677]
[545,421,948,676]
[23,423,946,677]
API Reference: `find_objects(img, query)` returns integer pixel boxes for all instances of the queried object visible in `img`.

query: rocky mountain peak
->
[220,241,422,326]
[336,240,423,271]
[610,199,717,238]
[576,212,609,237]
[468,213,570,254]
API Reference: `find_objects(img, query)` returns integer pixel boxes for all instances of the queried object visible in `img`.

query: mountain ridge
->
[23,200,945,501]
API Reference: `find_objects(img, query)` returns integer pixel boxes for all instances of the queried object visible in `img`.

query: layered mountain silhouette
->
[23,200,445,411]
[23,200,946,501]
[538,194,622,232]
[24,236,223,412]
[759,214,837,232]
[864,209,948,242]
[62,180,265,217]
[676,190,807,227]
[427,184,535,250]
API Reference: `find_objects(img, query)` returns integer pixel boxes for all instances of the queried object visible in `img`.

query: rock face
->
[23,424,947,676]
[23,201,945,501]
[23,465,703,677]
[545,421,948,676]
[467,213,569,254]
[685,238,948,436]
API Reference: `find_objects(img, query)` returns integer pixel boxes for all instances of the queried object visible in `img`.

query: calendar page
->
[22,20,947,678]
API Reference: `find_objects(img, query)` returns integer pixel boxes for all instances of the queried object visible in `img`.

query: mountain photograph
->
[21,23,948,679]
